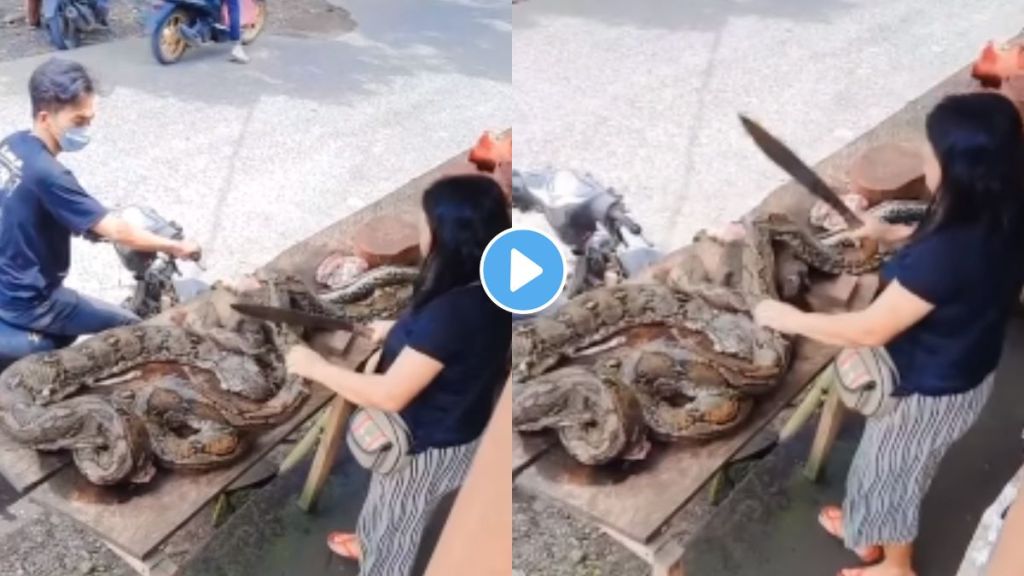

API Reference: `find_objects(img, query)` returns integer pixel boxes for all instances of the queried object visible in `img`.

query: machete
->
[739,114,864,229]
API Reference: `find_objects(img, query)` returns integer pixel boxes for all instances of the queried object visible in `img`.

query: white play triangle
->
[509,248,543,293]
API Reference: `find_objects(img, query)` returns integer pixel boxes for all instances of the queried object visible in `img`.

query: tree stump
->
[352,214,420,268]
[848,142,929,206]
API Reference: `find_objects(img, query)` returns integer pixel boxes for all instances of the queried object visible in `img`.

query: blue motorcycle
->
[41,0,110,50]
[147,0,267,65]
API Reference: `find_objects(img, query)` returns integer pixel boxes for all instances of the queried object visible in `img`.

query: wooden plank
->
[804,383,845,482]
[513,434,552,477]
[0,432,68,494]
[27,383,333,558]
[22,331,377,559]
[297,348,379,512]
[515,336,838,543]
[515,273,880,543]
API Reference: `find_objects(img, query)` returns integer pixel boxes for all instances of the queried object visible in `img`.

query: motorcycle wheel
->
[150,8,190,65]
[240,0,267,45]
[46,13,80,50]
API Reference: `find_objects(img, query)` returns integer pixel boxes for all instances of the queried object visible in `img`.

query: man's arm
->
[91,214,199,259]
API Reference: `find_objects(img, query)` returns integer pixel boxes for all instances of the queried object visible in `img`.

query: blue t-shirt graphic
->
[0,131,107,309]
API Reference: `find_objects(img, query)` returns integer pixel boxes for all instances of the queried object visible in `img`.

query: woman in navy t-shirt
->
[286,174,512,576]
[755,92,1024,576]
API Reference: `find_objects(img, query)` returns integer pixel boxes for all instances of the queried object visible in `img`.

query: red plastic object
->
[971,41,1024,88]
[468,132,512,172]
[221,0,261,27]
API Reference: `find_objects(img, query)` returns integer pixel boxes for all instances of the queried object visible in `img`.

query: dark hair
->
[29,58,95,119]
[412,174,511,309]
[914,92,1024,241]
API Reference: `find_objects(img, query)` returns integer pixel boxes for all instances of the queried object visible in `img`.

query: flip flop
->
[326,532,362,561]
[818,507,883,564]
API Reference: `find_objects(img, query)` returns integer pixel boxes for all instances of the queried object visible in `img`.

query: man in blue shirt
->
[0,58,202,348]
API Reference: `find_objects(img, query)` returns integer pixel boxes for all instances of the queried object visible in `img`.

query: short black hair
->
[28,58,95,119]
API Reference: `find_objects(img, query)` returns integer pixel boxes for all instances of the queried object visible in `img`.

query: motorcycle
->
[41,0,111,50]
[147,0,267,65]
[0,205,208,369]
[510,168,663,305]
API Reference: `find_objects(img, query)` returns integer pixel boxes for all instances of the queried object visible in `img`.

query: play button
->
[481,228,566,314]
[510,249,543,293]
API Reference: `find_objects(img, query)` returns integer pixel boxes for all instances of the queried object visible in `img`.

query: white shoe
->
[230,44,250,64]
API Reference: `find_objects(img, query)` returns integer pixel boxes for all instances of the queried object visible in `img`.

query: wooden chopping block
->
[352,214,421,268]
[848,142,929,206]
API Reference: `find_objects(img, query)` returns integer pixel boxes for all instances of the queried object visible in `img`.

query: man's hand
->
[171,240,202,262]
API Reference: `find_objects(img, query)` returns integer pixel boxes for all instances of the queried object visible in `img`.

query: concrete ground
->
[513,1,1024,248]
[683,318,1024,575]
[0,2,509,575]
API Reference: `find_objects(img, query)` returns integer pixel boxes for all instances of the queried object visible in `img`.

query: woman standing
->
[754,91,1024,576]
[285,173,512,576]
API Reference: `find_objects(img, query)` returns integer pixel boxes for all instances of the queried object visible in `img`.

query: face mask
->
[58,126,91,153]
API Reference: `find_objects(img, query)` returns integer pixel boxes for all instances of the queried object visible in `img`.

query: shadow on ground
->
[684,318,1024,575]
[181,453,370,576]
[512,0,855,32]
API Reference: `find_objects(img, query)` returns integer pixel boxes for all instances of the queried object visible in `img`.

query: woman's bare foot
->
[326,532,361,561]
[818,506,883,563]
[838,562,916,576]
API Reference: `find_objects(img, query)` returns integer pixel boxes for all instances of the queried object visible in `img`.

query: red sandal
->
[327,532,362,561]
[818,506,883,564]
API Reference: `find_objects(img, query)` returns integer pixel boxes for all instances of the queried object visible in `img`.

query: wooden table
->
[512,274,876,576]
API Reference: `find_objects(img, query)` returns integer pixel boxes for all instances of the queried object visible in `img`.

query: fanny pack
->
[347,407,413,475]
[832,346,900,418]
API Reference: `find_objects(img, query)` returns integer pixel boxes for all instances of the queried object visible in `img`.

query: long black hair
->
[411,174,511,310]
[913,92,1024,241]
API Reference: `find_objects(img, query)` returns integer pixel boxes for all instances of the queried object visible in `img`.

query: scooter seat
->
[0,320,74,371]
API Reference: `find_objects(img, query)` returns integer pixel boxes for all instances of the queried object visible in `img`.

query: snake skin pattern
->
[0,276,308,485]
[512,212,892,464]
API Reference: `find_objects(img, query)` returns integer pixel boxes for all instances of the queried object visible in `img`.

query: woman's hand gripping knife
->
[754,210,929,348]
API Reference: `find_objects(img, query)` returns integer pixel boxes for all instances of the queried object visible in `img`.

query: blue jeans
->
[0,287,139,338]
[0,287,138,368]
[226,0,241,41]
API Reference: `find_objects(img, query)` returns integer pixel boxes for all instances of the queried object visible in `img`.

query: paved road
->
[513,1,1024,248]
[0,0,510,305]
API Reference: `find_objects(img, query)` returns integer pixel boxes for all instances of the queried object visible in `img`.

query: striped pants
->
[842,375,994,550]
[356,440,479,576]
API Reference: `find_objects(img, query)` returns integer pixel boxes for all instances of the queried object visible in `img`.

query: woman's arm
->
[986,488,1024,575]
[753,280,934,347]
[287,345,443,412]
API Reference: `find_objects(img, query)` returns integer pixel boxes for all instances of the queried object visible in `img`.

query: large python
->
[0,275,310,485]
[511,211,906,464]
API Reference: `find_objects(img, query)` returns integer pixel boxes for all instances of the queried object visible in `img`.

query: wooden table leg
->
[804,383,845,482]
[297,394,354,512]
[652,556,686,576]
[297,344,380,512]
